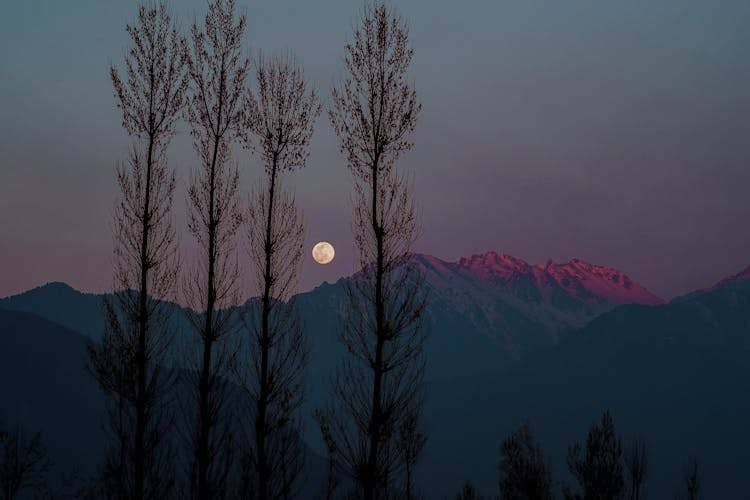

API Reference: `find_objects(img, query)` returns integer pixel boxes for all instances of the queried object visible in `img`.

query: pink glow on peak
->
[411,251,664,307]
[705,264,750,292]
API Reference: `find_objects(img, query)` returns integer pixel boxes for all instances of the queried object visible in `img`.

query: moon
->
[312,241,335,265]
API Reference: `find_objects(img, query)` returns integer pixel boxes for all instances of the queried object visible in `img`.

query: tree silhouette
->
[315,3,426,499]
[623,438,648,500]
[317,418,340,500]
[239,51,319,500]
[87,4,187,498]
[676,458,701,500]
[0,422,52,499]
[183,0,248,497]
[397,407,426,500]
[564,411,625,500]
[498,422,554,500]
[455,481,484,500]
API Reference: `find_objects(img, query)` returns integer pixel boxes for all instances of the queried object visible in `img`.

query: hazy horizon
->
[1,248,746,303]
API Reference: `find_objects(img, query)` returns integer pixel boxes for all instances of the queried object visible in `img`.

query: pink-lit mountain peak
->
[452,251,619,280]
[415,251,664,307]
[543,257,628,286]
[454,251,530,278]
[542,259,662,305]
[705,263,750,292]
[728,264,750,282]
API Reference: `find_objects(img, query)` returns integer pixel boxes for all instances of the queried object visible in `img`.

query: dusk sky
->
[1,0,749,300]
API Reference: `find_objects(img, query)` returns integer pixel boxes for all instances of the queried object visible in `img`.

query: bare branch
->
[89,4,186,498]
[182,0,248,497]
[238,52,319,500]
[317,3,426,499]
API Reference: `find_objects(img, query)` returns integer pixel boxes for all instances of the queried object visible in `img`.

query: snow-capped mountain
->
[3,257,749,498]
[415,251,662,309]
[411,252,663,353]
[0,251,664,369]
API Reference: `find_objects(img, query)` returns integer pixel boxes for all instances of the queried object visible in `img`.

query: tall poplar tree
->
[88,4,187,499]
[240,52,319,500]
[316,3,427,498]
[183,0,248,497]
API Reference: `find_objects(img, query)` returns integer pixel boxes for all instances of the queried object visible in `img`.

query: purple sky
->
[1,0,750,300]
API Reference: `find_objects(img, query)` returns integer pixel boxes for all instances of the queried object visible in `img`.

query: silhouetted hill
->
[2,257,748,497]
[422,268,750,498]
[0,308,105,477]
[0,306,329,497]
[1,252,661,369]
[0,282,106,339]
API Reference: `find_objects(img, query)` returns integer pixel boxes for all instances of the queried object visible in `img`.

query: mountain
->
[0,282,106,340]
[707,263,750,289]
[1,253,662,381]
[8,252,746,497]
[421,264,750,498]
[0,252,663,357]
[0,283,195,344]
[0,307,329,497]
[412,252,663,354]
[286,251,668,422]
[0,308,105,478]
[674,263,750,302]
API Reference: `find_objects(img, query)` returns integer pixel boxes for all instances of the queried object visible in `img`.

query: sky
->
[1,0,750,300]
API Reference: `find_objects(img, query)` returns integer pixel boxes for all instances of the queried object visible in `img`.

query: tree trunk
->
[257,157,278,500]
[134,130,155,500]
[365,159,385,500]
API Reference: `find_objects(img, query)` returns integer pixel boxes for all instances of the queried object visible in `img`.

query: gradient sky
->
[1,0,750,300]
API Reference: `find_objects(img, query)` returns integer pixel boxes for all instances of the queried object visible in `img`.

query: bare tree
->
[455,481,484,500]
[0,422,53,499]
[316,3,426,499]
[623,438,648,500]
[397,407,426,500]
[87,4,187,499]
[183,0,249,498]
[316,416,340,500]
[499,422,554,500]
[240,52,319,500]
[564,411,625,500]
[677,458,701,500]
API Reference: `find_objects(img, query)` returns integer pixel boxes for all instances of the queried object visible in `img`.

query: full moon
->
[312,241,335,265]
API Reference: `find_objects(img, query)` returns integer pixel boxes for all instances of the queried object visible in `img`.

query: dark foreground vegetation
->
[1,408,706,499]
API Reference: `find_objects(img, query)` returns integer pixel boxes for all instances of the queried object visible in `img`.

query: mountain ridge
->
[406,252,664,352]
[3,254,750,497]
[2,251,744,363]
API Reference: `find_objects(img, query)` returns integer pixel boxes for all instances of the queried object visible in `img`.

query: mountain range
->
[1,251,749,498]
